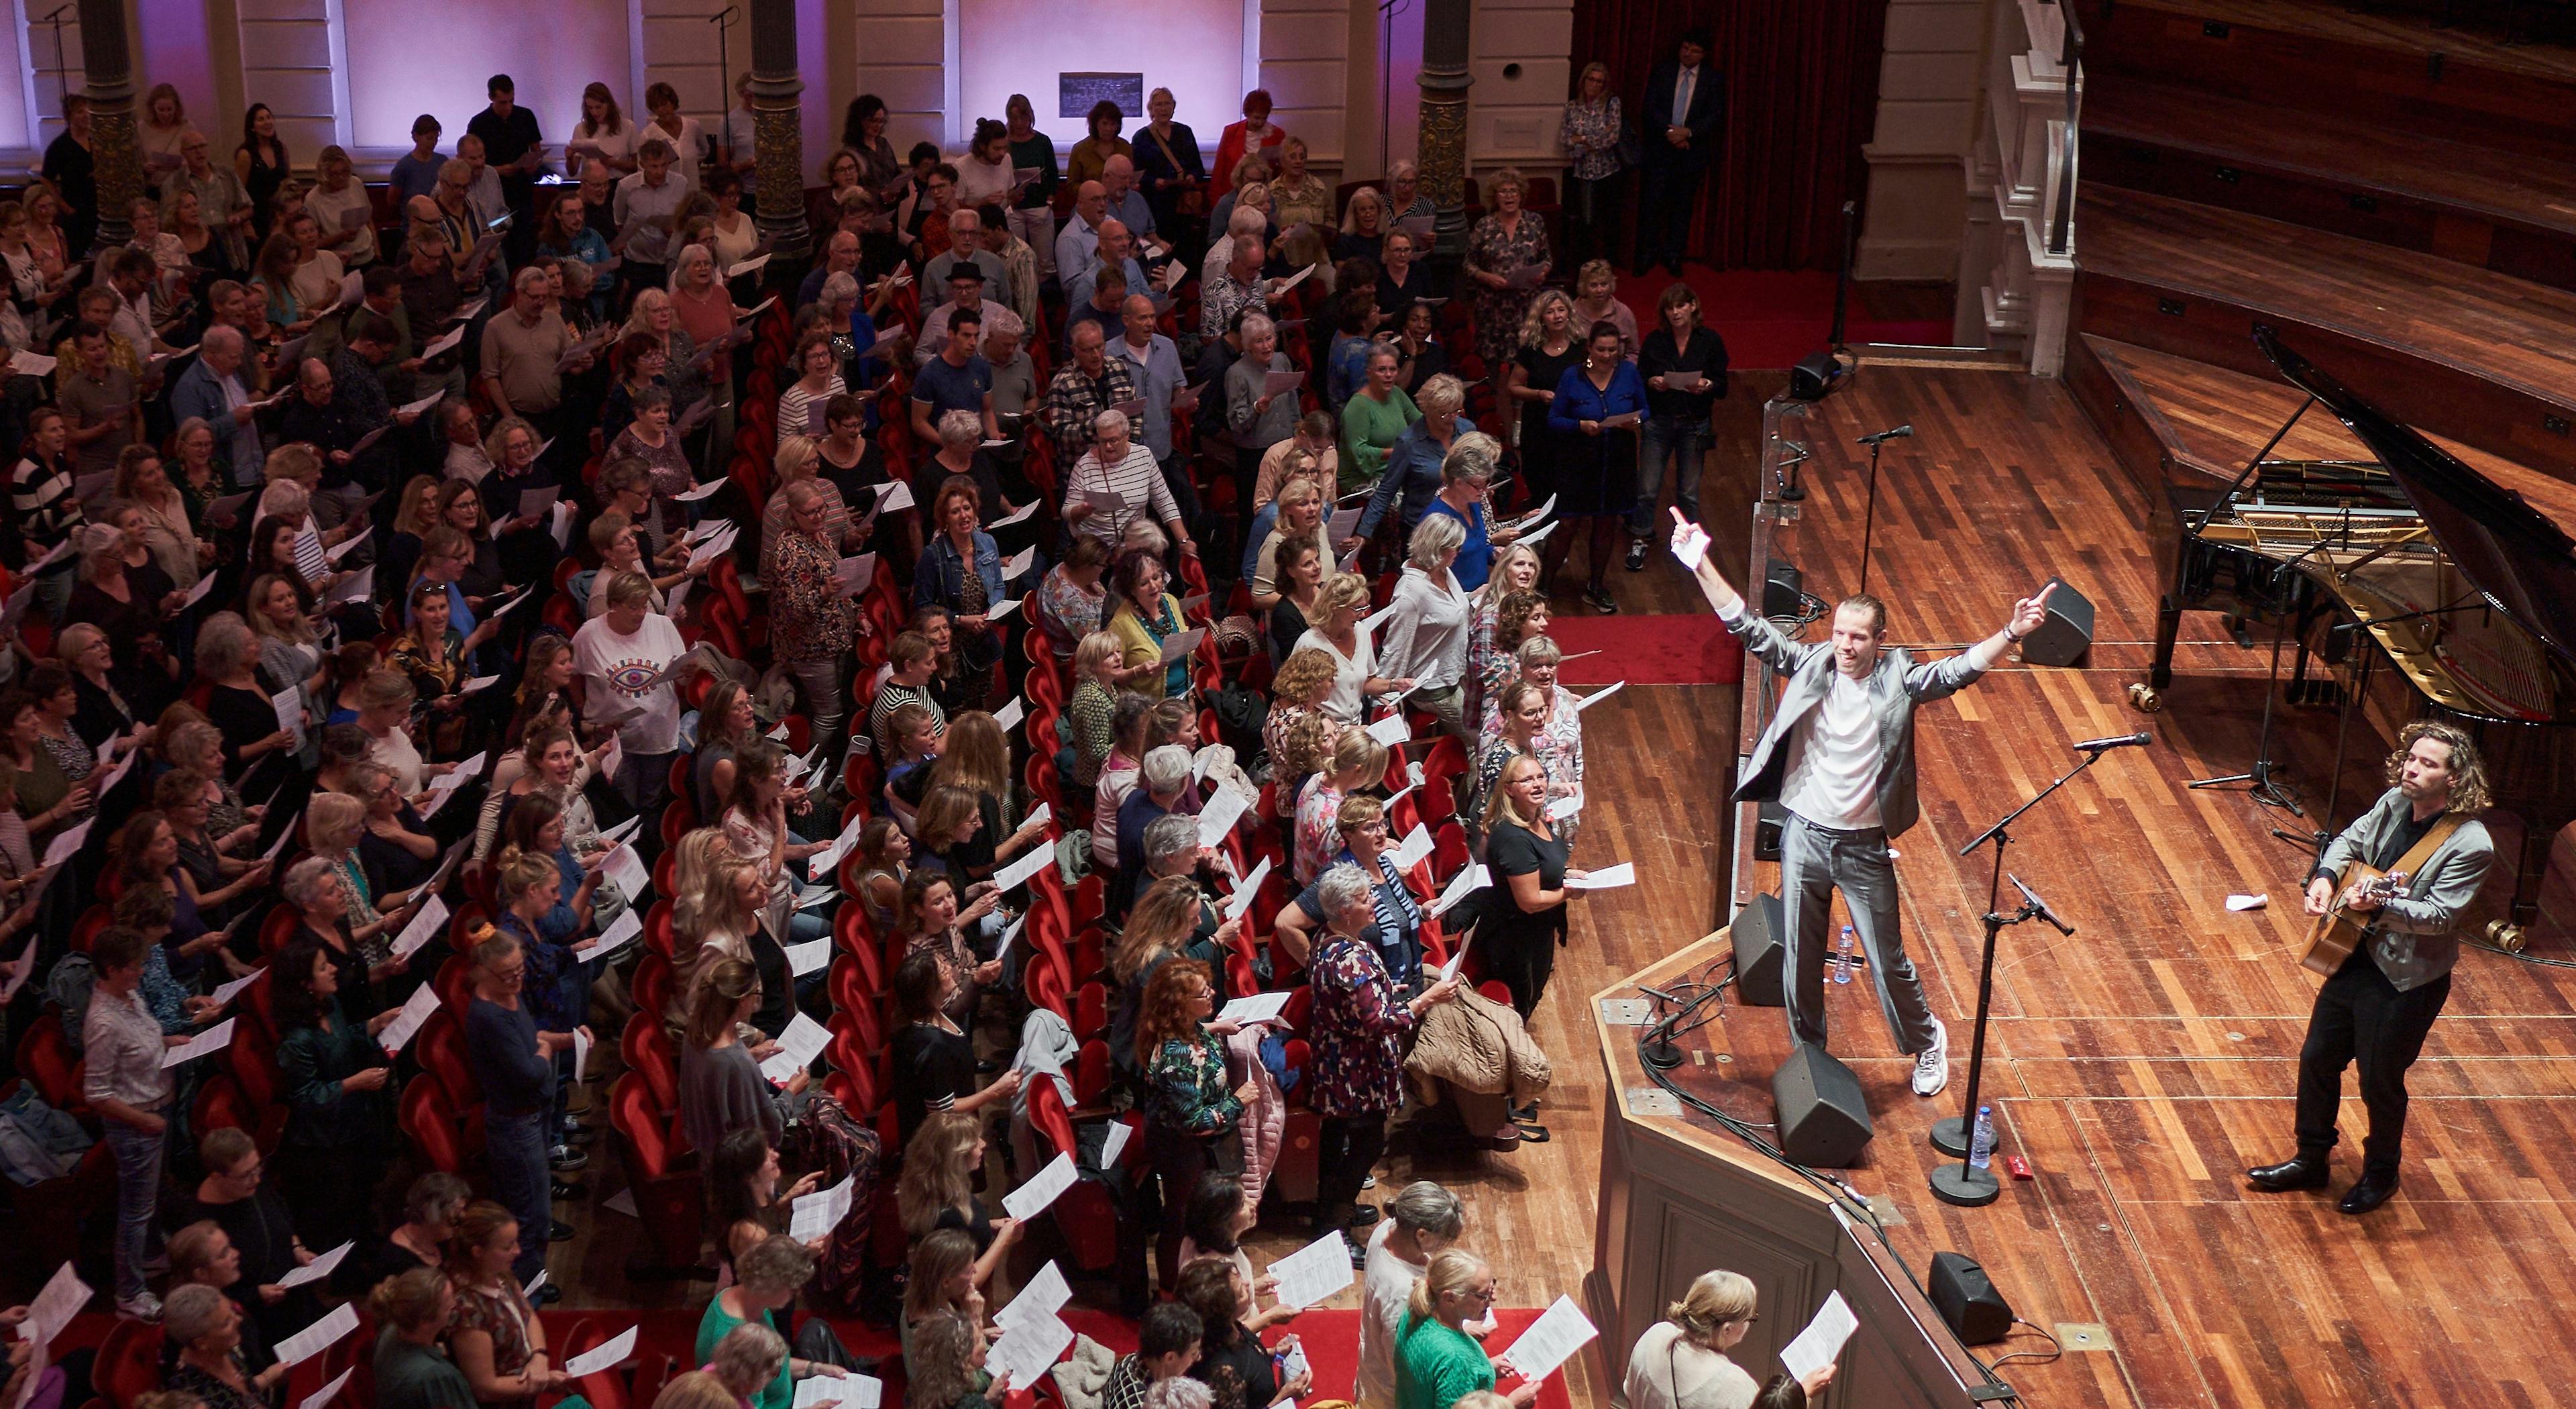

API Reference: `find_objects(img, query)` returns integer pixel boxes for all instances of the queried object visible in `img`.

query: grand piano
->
[2151,327,2576,921]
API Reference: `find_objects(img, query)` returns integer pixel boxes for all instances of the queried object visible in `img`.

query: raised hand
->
[2008,581,2059,641]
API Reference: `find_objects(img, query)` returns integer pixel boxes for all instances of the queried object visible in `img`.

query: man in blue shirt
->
[908,307,994,446]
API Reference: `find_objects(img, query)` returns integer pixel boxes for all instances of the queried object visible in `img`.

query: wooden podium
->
[1584,933,2006,1408]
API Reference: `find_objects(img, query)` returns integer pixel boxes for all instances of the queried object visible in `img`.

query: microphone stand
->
[1928,744,2116,1162]
[1854,431,1905,596]
[1929,891,2059,1208]
[2186,533,2342,818]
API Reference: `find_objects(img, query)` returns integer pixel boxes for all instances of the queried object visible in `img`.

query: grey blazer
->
[2314,787,2496,992]
[1725,611,1988,838]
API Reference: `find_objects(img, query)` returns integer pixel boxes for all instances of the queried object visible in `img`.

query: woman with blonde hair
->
[1479,753,1590,1030]
[1263,647,1342,786]
[1396,1251,1537,1409]
[759,435,865,559]
[653,1371,743,1409]
[1506,289,1579,503]
[305,789,423,977]
[1293,729,1387,886]
[1293,572,1413,723]
[1623,1269,1829,1409]
[680,956,807,1158]
[897,1112,1022,1288]
[115,446,211,587]
[1378,515,1474,738]
[1065,631,1125,792]
[1250,476,1330,614]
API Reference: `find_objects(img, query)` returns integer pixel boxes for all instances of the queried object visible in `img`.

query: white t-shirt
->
[367,725,426,797]
[1294,625,1375,724]
[1780,668,1884,830]
[1623,1322,1760,1409]
[573,611,689,754]
[1356,1221,1418,1409]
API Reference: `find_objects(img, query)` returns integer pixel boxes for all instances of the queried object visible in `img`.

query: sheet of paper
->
[561,1325,639,1379]
[1518,519,1558,548]
[1498,1294,1600,1383]
[790,1375,856,1409]
[875,478,916,513]
[1260,368,1305,397]
[1576,681,1625,711]
[1365,713,1411,747]
[1002,546,1036,580]
[571,1025,592,1082]
[1099,1120,1134,1169]
[2226,893,2267,912]
[1002,1151,1080,1222]
[323,564,373,606]
[419,325,465,361]
[162,1017,235,1068]
[1224,855,1272,921]
[390,894,449,961]
[274,1303,359,1369]
[994,697,1025,731]
[1509,494,1557,529]
[1568,862,1635,890]
[984,596,1021,623]
[785,1164,848,1245]
[1267,1230,1358,1309]
[209,967,265,1010]
[1433,863,1489,917]
[486,588,535,620]
[574,906,643,967]
[793,1374,879,1409]
[985,1310,1075,1392]
[1272,264,1315,295]
[727,252,774,280]
[1216,990,1291,1027]
[995,1261,1074,1334]
[835,552,878,596]
[272,687,307,753]
[794,886,839,912]
[297,1365,354,1409]
[992,499,1038,528]
[1778,1291,1858,1384]
[808,810,871,878]
[995,841,1055,893]
[1438,931,1472,983]
[1546,790,1582,823]
[1197,784,1248,846]
[325,526,372,564]
[1080,488,1125,515]
[275,1240,351,1289]
[262,822,297,862]
[1158,627,1205,664]
[41,825,97,875]
[603,843,650,900]
[378,984,441,1057]
[672,476,729,503]
[785,936,833,977]
[1391,825,1434,872]
[20,1261,89,1347]
[759,1012,830,1084]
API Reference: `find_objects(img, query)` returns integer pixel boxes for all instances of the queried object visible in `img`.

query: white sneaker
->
[1912,1017,1950,1097]
[116,1292,162,1322]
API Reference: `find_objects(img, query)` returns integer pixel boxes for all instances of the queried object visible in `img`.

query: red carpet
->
[1557,613,1743,687]
[1613,266,1951,370]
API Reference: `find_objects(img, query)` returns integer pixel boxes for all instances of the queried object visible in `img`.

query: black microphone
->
[2070,731,2152,751]
[2009,874,2076,936]
[1856,424,1914,446]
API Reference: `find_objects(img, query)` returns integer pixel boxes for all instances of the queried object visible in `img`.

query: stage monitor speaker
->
[1927,1253,2015,1345]
[1754,799,1786,862]
[1772,1044,1874,1166]
[1762,560,1803,619]
[1731,892,1786,1006]
[2019,576,2094,667]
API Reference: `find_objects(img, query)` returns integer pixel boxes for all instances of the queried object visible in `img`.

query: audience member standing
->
[1635,28,1724,277]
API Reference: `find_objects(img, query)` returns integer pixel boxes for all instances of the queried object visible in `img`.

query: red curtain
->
[1570,0,1892,270]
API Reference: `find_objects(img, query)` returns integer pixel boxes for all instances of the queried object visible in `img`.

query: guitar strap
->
[2381,813,2467,905]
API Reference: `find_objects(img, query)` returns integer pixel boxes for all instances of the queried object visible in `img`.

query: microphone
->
[2070,731,2152,752]
[2010,874,2075,936]
[1856,425,1914,446]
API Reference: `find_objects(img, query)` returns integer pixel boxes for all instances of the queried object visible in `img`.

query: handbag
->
[1615,117,1644,171]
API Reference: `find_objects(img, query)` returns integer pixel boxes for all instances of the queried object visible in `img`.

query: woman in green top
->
[372,1269,480,1409]
[1342,346,1423,495]
[273,935,398,1253]
[1136,959,1251,1293]
[1397,1251,1540,1409]
[696,1235,860,1409]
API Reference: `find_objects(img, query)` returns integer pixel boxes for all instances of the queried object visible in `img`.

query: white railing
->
[1960,0,2082,374]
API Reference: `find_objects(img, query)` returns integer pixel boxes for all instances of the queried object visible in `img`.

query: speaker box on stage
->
[2019,576,2094,667]
[1732,892,1786,1006]
[1928,1253,2015,1345]
[1762,559,1803,619]
[1754,799,1786,862]
[1772,1044,1874,1166]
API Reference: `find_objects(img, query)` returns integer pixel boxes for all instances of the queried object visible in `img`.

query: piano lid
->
[2256,326,2576,667]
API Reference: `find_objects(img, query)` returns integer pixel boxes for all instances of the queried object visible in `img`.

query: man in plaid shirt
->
[1037,321,1138,466]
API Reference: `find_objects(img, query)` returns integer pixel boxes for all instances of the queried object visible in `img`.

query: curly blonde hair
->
[1517,287,1576,350]
[2386,719,2491,815]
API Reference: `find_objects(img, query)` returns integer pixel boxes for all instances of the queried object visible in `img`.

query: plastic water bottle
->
[1833,925,1856,984]
[1969,1105,1996,1170]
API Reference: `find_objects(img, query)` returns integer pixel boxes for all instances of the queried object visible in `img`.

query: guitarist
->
[2248,720,2495,1215]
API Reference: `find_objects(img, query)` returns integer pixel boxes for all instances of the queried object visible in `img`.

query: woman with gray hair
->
[1624,1269,1834,1409]
[1357,372,1466,547]
[763,478,861,750]
[1376,514,1474,738]
[1305,863,1460,1254]
[281,851,389,1018]
[695,1234,861,1409]
[165,1281,288,1409]
[1226,312,1299,520]
[707,1322,790,1405]
[1421,431,1511,592]
[926,407,1010,523]
[1358,1182,1474,1409]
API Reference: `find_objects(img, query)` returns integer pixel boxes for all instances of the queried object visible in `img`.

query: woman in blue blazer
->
[1546,319,1648,612]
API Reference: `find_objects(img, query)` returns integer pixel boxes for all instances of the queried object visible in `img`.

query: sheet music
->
[788,1171,855,1241]
[1002,546,1036,580]
[274,1303,359,1369]
[1098,1119,1134,1169]
[992,499,1038,527]
[298,1366,354,1409]
[20,1261,89,1347]
[1497,1294,1599,1383]
[209,966,265,1010]
[1438,931,1472,983]
[1224,855,1271,921]
[1365,713,1411,747]
[561,1326,639,1379]
[810,811,871,877]
[995,842,1055,892]
[275,1241,352,1289]
[1777,1291,1858,1384]
[674,476,729,502]
[759,1012,830,1084]
[1215,990,1291,1027]
[572,1025,592,1082]
[1546,790,1582,823]
[1267,1230,1358,1309]
[1432,863,1489,917]
[1159,627,1205,664]
[579,905,644,963]
[1001,1151,1078,1222]
[995,1261,1073,1333]
[323,564,373,606]
[1191,784,1248,847]
[1519,519,1558,548]
[160,1017,235,1068]
[794,885,839,912]
[602,843,649,899]
[796,1375,879,1409]
[378,985,440,1057]
[835,553,879,596]
[272,687,307,752]
[785,937,833,976]
[1568,862,1634,890]
[1391,825,1434,872]
[994,697,1025,731]
[1576,681,1625,711]
[390,895,449,961]
[985,1310,1074,1392]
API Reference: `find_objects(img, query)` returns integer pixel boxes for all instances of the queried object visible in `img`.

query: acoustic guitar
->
[2300,866,2412,976]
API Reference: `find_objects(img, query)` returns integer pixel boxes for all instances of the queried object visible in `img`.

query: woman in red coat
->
[1210,89,1287,198]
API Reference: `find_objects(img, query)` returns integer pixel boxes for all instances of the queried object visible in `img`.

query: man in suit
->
[1672,510,2057,1098]
[2249,721,2495,1215]
[1635,27,1724,276]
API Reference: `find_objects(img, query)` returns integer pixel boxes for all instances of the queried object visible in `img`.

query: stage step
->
[2074,185,2576,484]
[2082,79,2576,293]
[2074,0,2576,160]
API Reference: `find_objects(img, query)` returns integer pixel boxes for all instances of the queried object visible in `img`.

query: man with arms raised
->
[2248,720,2493,1214]
[1671,510,2055,1098]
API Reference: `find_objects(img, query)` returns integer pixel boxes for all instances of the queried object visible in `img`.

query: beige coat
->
[1405,984,1552,1106]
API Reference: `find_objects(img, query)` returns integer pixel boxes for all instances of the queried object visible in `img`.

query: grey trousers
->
[1777,812,1938,1055]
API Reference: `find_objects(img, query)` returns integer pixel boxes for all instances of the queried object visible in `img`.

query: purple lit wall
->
[956,0,1250,150]
[341,0,630,152]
